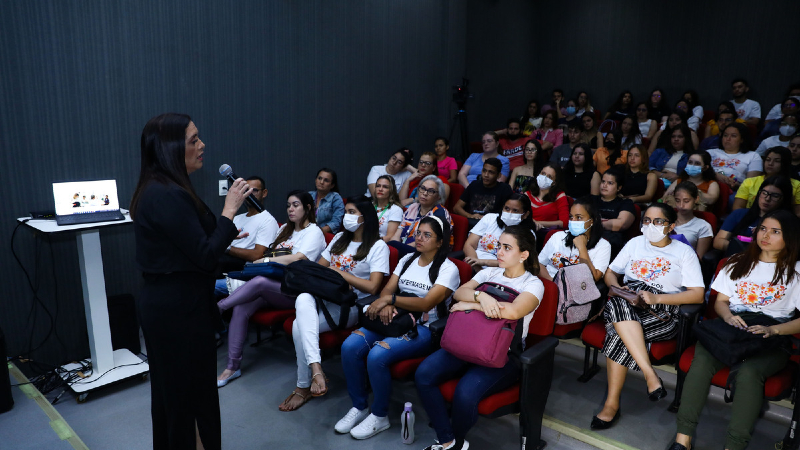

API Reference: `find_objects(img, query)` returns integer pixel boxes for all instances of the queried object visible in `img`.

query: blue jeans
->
[415,348,521,444]
[341,326,433,417]
[214,279,228,298]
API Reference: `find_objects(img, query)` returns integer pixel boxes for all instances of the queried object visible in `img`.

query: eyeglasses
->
[389,155,404,164]
[418,186,438,196]
[760,190,783,201]
[784,103,798,108]
[418,160,434,167]
[651,94,662,98]
[642,218,669,226]
[414,230,434,241]
[250,188,262,193]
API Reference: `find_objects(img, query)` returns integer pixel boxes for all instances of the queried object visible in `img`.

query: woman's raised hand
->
[222,178,253,219]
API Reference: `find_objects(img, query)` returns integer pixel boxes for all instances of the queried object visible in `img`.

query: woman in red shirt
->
[525,162,569,231]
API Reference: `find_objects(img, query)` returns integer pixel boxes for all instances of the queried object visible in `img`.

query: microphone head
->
[219,164,233,176]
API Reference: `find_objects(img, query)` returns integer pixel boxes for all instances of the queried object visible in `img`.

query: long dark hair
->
[726,210,800,286]
[398,216,452,318]
[764,146,794,178]
[526,162,565,203]
[500,225,540,275]
[730,176,795,237]
[563,143,595,175]
[679,150,716,182]
[620,116,642,150]
[605,129,624,167]
[662,121,695,155]
[724,122,754,153]
[608,90,633,114]
[523,139,546,174]
[521,100,541,123]
[564,196,603,250]
[495,193,534,231]
[270,190,316,250]
[329,196,380,261]
[130,113,202,218]
[316,168,339,193]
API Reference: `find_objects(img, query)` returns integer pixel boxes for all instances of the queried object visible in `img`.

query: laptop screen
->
[53,180,121,216]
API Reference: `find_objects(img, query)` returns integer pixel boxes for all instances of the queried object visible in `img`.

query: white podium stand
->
[19,215,149,400]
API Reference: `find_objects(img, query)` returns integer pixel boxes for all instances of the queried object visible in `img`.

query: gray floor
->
[1,331,795,450]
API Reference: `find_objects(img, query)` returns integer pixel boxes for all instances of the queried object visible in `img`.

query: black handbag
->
[264,247,293,258]
[693,312,789,367]
[358,292,423,338]
[281,259,358,330]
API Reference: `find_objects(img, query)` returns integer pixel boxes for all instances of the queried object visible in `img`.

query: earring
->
[519,259,524,263]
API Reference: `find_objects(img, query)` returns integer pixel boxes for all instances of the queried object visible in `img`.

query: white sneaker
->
[424,440,469,450]
[349,413,390,439]
[334,407,369,434]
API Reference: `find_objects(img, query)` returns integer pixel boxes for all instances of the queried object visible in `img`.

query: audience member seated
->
[541,88,565,116]
[463,193,534,271]
[366,148,415,198]
[621,145,657,204]
[761,95,800,139]
[311,168,345,234]
[790,135,800,180]
[559,98,580,128]
[564,144,600,199]
[635,101,658,140]
[755,113,798,155]
[538,197,611,282]
[669,210,800,450]
[453,158,513,227]
[532,110,563,155]
[681,90,704,128]
[399,151,450,207]
[392,175,453,253]
[592,168,636,256]
[650,110,699,153]
[674,99,700,131]
[619,116,643,150]
[671,182,714,258]
[605,90,635,121]
[550,123,582,167]
[510,140,545,194]
[592,129,627,175]
[592,204,704,430]
[278,197,389,411]
[372,175,404,242]
[647,88,671,124]
[733,146,800,215]
[216,190,327,386]
[521,99,543,135]
[214,176,279,297]
[415,226,543,450]
[498,118,530,170]
[576,91,594,118]
[580,113,604,150]
[764,83,800,124]
[713,176,794,256]
[336,217,458,440]
[649,123,695,185]
[730,78,761,126]
[662,151,720,211]
[457,131,510,187]
[434,137,458,183]
[707,122,762,193]
[699,108,737,151]
[525,162,569,232]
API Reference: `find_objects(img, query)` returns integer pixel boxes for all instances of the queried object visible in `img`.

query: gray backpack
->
[554,261,601,325]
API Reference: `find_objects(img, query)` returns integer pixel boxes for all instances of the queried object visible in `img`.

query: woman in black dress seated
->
[563,143,600,199]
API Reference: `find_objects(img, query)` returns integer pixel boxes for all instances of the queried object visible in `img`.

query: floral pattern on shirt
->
[737,281,786,307]
[712,158,741,169]
[478,234,499,257]
[630,257,671,282]
[549,252,580,269]
[330,253,357,273]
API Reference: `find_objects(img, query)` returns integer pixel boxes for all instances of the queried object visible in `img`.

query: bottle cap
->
[404,402,412,411]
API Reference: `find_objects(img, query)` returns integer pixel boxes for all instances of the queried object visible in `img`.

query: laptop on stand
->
[53,180,125,226]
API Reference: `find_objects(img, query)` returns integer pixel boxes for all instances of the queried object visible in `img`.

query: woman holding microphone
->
[130,113,252,450]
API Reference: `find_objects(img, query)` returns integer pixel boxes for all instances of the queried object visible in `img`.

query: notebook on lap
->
[53,180,125,226]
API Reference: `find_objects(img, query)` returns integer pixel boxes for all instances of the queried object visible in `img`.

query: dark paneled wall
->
[465,0,800,138]
[0,1,466,365]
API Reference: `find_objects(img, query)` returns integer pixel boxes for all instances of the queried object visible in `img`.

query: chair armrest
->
[428,317,449,349]
[678,303,703,321]
[520,336,559,366]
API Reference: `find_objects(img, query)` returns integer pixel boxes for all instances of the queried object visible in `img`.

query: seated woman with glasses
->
[662,151,720,211]
[669,210,800,450]
[391,175,453,256]
[733,146,800,216]
[399,151,451,207]
[591,203,704,431]
[713,176,796,256]
[366,148,416,198]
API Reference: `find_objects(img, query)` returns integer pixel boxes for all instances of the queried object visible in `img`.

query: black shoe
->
[666,443,688,450]
[590,410,620,430]
[648,377,667,401]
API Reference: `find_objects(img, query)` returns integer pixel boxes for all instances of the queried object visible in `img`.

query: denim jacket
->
[649,148,688,175]
[309,191,344,233]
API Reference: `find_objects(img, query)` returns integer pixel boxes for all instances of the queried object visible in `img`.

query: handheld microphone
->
[219,164,263,212]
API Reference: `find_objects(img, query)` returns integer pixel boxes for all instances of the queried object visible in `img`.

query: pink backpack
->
[554,262,601,325]
[440,282,522,368]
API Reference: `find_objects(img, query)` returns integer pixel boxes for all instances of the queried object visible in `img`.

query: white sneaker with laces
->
[349,413,390,439]
[334,407,369,434]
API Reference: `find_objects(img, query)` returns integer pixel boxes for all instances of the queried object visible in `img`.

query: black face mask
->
[605,139,618,150]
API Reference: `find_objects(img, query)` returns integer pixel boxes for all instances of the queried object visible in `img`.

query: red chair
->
[693,210,718,233]
[451,215,469,252]
[445,182,464,213]
[251,308,296,346]
[543,229,560,246]
[668,259,800,448]
[710,181,732,218]
[624,204,642,241]
[654,178,665,201]
[437,279,560,449]
[469,142,482,154]
[324,232,335,245]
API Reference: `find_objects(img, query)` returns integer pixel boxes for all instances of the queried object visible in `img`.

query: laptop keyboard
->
[56,210,125,225]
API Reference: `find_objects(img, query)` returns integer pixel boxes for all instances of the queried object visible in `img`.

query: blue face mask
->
[568,220,589,236]
[566,106,577,115]
[684,165,703,177]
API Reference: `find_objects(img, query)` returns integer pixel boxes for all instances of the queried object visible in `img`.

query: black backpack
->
[281,259,358,329]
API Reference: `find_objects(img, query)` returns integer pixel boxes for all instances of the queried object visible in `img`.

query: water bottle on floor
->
[401,402,415,444]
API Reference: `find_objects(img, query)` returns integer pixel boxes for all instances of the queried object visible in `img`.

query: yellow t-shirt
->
[706,118,747,137]
[735,175,800,207]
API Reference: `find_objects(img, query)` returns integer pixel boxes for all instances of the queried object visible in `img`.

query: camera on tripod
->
[452,77,473,107]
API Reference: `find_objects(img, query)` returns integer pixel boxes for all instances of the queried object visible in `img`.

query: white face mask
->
[780,125,797,137]
[501,212,522,226]
[641,223,667,243]
[343,214,362,232]
[536,174,554,189]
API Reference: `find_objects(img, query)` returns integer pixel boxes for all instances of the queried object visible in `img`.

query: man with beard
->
[498,118,530,170]
[699,109,737,151]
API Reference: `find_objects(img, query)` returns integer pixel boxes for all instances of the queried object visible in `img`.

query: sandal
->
[279,389,311,412]
[311,372,329,397]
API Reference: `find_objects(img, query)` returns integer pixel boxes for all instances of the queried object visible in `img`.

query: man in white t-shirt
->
[731,78,761,126]
[225,176,279,263]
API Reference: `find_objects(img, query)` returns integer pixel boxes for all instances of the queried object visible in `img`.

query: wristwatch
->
[473,291,480,302]
[264,257,270,264]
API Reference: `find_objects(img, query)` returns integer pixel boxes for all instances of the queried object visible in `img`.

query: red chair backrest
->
[705,258,729,320]
[388,245,399,274]
[566,196,575,208]
[529,278,558,337]
[693,210,718,233]
[448,257,474,286]
[451,214,469,252]
[711,181,732,217]
[654,178,665,200]
[324,232,335,245]
[702,109,716,123]
[624,203,642,240]
[446,182,465,212]
[543,229,560,246]
[469,141,483,154]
